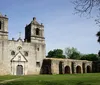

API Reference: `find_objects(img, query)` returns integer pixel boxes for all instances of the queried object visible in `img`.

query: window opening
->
[36,28,40,35]
[36,62,40,67]
[11,51,15,55]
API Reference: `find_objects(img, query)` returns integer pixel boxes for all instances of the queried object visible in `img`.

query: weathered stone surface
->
[0,14,45,75]
[0,14,95,75]
[42,58,92,74]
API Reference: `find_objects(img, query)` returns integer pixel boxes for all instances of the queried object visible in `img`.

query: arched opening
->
[87,66,91,73]
[76,66,81,73]
[59,61,63,74]
[36,28,40,35]
[16,65,23,75]
[0,21,1,29]
[43,65,51,74]
[82,63,85,73]
[64,66,70,74]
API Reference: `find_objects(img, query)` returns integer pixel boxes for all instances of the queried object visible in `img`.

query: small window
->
[36,28,40,35]
[11,51,15,55]
[0,21,1,29]
[24,51,28,56]
[36,62,40,67]
[37,48,39,51]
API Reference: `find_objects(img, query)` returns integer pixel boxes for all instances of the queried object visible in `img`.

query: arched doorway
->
[16,65,23,75]
[76,66,81,73]
[65,66,70,74]
[59,61,63,74]
[87,66,91,73]
[44,65,51,74]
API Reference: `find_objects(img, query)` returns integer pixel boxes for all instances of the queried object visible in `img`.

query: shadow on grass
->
[0,81,92,85]
[76,82,91,85]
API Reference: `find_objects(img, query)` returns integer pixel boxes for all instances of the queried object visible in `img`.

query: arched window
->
[11,51,15,55]
[0,21,1,29]
[36,28,40,35]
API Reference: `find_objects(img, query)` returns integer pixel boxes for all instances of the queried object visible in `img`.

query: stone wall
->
[41,58,92,74]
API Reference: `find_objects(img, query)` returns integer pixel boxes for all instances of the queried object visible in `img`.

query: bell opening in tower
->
[36,28,40,35]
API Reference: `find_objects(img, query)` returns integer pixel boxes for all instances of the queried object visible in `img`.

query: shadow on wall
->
[40,59,52,74]
[59,61,63,74]
[40,59,92,74]
[92,61,100,73]
[71,62,74,74]
[82,63,85,73]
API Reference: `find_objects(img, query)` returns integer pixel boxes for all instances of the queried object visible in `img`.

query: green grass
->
[0,73,100,85]
[0,76,19,82]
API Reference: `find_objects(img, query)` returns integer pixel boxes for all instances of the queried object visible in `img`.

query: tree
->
[47,49,66,58]
[80,53,98,61]
[73,0,100,16]
[73,0,100,27]
[96,31,100,43]
[73,0,100,29]
[98,50,100,57]
[65,47,81,59]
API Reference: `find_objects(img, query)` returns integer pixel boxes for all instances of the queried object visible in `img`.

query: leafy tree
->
[47,49,66,58]
[98,50,100,57]
[96,31,100,46]
[65,47,81,59]
[80,53,98,61]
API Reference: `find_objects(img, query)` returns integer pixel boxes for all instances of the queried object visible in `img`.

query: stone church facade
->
[0,13,93,75]
[0,14,45,75]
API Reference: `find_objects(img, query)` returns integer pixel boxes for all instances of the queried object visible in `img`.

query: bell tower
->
[25,17,46,62]
[25,17,45,42]
[0,13,8,40]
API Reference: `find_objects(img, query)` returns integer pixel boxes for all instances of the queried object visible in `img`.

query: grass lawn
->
[0,73,100,85]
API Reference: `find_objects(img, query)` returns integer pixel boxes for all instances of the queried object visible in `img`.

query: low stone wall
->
[41,58,92,74]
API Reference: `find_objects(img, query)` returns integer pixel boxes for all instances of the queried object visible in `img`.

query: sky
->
[0,0,99,55]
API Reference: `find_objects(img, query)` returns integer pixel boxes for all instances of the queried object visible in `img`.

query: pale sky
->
[0,0,99,54]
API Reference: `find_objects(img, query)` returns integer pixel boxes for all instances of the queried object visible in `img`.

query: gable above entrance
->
[11,51,28,62]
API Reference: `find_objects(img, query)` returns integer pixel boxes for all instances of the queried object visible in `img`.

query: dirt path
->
[0,77,22,84]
